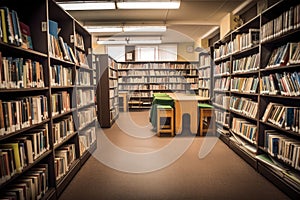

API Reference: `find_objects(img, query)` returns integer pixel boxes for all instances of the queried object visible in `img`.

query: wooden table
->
[166,93,210,134]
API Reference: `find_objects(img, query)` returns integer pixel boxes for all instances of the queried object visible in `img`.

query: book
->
[19,21,33,49]
[0,8,7,43]
[58,36,70,61]
[48,19,58,38]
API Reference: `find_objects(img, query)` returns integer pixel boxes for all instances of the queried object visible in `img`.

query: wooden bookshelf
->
[95,54,119,128]
[212,0,300,198]
[118,61,199,109]
[0,0,96,199]
[198,52,211,99]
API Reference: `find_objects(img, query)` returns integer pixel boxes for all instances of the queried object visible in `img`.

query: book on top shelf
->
[19,22,33,49]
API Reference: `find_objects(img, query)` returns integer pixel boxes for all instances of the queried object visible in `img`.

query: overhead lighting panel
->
[96,36,162,45]
[117,0,181,9]
[85,26,123,33]
[128,40,162,44]
[57,1,116,10]
[123,26,166,32]
[84,25,167,33]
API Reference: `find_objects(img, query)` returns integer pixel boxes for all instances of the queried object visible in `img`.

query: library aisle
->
[58,111,289,200]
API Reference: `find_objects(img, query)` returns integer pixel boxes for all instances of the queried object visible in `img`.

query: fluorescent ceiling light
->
[117,1,181,9]
[96,36,162,45]
[85,26,123,33]
[84,25,166,33]
[57,1,116,10]
[123,26,166,32]
[128,40,162,44]
[97,40,128,45]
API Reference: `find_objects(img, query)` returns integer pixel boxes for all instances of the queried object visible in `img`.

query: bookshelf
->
[0,0,96,199]
[95,54,119,128]
[198,52,211,98]
[118,61,199,109]
[212,0,300,198]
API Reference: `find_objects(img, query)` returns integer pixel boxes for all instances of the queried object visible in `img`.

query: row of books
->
[75,32,85,51]
[185,78,197,83]
[198,89,210,98]
[119,85,148,91]
[0,54,44,89]
[53,115,74,147]
[118,69,197,77]
[261,4,300,42]
[76,50,89,67]
[231,117,257,144]
[215,110,230,127]
[214,77,230,91]
[0,125,49,181]
[79,127,96,156]
[77,89,95,108]
[232,53,259,73]
[109,68,117,79]
[109,79,118,88]
[119,83,194,91]
[129,91,152,98]
[214,33,259,60]
[48,20,78,64]
[109,97,119,110]
[51,92,71,117]
[232,29,260,52]
[0,7,23,47]
[50,65,73,87]
[266,43,289,67]
[150,84,186,90]
[54,144,76,181]
[264,130,300,170]
[199,79,210,89]
[109,88,118,98]
[214,94,230,109]
[214,61,230,76]
[0,96,48,136]
[260,71,300,96]
[108,57,117,70]
[118,63,198,70]
[230,77,259,93]
[199,67,210,78]
[266,42,300,68]
[230,96,258,119]
[199,54,211,67]
[119,77,147,83]
[0,163,49,200]
[49,34,77,65]
[77,70,92,86]
[214,42,233,60]
[78,107,96,130]
[262,102,300,133]
[110,107,119,120]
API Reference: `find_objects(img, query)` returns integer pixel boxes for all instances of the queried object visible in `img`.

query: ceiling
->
[55,0,252,44]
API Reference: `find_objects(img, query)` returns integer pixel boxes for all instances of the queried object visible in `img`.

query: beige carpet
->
[58,111,290,200]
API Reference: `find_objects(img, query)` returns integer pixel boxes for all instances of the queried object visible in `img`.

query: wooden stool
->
[157,105,174,137]
[198,103,215,136]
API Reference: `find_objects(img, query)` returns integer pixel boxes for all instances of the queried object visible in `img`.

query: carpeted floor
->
[58,111,291,200]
